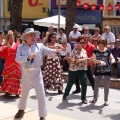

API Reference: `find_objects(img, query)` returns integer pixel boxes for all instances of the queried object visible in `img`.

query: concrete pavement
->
[0,102,74,120]
[0,84,120,120]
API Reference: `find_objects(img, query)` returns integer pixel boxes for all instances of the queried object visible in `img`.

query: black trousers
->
[0,58,5,84]
[60,56,69,71]
[75,66,94,91]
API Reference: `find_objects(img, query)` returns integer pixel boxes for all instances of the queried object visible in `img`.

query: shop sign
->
[28,0,44,7]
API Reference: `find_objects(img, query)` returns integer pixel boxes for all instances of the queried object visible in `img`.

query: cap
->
[73,24,78,29]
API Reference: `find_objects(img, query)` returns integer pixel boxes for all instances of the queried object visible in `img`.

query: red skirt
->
[0,63,21,95]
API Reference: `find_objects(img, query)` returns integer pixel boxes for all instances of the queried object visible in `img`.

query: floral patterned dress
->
[43,44,64,91]
[0,43,21,95]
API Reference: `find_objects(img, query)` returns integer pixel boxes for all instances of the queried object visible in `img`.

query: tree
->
[10,0,23,31]
[65,0,76,39]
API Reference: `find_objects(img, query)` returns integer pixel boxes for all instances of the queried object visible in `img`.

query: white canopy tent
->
[33,15,82,31]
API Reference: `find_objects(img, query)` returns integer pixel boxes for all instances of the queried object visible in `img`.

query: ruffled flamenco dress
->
[0,43,21,96]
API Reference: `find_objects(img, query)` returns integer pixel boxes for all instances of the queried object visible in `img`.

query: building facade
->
[103,0,120,37]
[1,0,50,31]
[51,0,103,29]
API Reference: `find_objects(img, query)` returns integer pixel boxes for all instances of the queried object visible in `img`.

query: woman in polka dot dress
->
[43,33,64,94]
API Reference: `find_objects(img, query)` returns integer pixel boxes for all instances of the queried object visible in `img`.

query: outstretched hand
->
[52,49,61,54]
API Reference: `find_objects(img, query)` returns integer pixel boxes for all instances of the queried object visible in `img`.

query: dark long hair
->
[48,33,56,43]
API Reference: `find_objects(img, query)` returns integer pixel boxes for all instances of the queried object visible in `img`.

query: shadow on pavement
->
[45,92,60,97]
[56,100,78,110]
[0,94,18,103]
[30,92,59,101]
[78,103,104,114]
[105,113,120,120]
[30,95,37,100]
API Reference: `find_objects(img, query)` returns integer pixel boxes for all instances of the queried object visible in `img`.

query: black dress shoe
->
[82,100,87,104]
[14,110,25,118]
[72,89,81,94]
[62,95,67,100]
[58,90,63,94]
[40,117,46,120]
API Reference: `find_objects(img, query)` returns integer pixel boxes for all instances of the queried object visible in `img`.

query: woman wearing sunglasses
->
[43,33,64,94]
[63,37,88,104]
[15,33,21,44]
[90,37,115,106]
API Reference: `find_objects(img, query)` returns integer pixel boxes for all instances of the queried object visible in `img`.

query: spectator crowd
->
[0,24,120,119]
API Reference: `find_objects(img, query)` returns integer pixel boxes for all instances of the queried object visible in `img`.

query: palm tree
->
[65,0,76,39]
[10,0,23,31]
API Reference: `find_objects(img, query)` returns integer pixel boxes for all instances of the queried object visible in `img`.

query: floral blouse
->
[69,48,87,71]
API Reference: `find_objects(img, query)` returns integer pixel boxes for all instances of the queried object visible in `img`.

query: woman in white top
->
[57,28,66,43]
[59,38,71,71]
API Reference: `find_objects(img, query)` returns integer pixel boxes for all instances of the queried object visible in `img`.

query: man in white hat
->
[69,24,81,49]
[15,28,61,120]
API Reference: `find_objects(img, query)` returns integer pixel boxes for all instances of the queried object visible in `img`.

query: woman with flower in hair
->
[0,30,21,97]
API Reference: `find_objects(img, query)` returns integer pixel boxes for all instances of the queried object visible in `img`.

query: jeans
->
[70,43,75,50]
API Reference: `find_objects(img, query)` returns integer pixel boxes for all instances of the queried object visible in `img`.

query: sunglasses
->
[51,36,56,38]
[94,30,99,32]
[99,42,105,45]
[16,36,20,38]
[104,29,108,30]
[93,40,98,42]
[84,37,89,38]
[79,42,84,44]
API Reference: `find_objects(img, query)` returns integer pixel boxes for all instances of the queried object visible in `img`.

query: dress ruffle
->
[0,63,21,95]
[2,63,21,78]
[0,79,21,95]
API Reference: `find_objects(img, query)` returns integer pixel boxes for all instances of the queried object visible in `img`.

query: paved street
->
[0,84,120,120]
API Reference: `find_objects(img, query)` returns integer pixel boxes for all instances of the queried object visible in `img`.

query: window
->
[111,26,120,38]
[116,2,120,16]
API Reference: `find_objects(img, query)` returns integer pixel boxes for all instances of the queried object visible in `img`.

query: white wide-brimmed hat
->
[20,28,40,40]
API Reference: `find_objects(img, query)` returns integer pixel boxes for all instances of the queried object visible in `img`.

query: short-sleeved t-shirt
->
[102,32,115,45]
[83,42,95,66]
[69,31,81,43]
[93,48,111,76]
[69,48,87,71]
